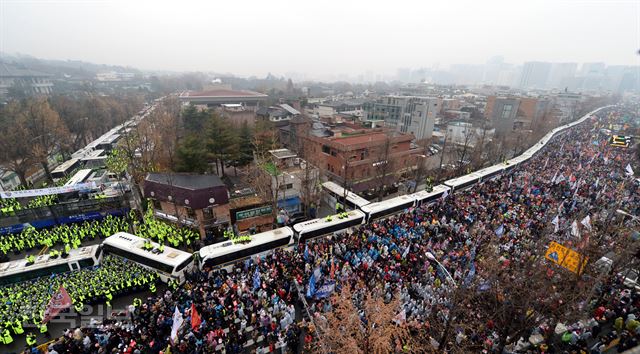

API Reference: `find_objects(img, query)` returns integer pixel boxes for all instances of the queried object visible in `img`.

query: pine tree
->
[175,134,208,173]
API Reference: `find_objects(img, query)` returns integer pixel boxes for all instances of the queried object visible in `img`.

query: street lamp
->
[426,251,456,286]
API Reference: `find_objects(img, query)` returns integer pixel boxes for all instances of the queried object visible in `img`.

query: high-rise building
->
[519,61,552,89]
[484,96,520,134]
[547,63,578,90]
[364,96,438,141]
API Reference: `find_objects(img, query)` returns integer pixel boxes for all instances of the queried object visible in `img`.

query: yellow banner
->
[545,241,588,274]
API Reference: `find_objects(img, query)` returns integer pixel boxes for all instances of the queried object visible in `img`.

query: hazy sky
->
[1,0,639,77]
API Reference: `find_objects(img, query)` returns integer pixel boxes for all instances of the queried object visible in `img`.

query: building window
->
[185,207,196,219]
[203,207,214,220]
[152,199,161,210]
[501,104,513,119]
[322,145,331,154]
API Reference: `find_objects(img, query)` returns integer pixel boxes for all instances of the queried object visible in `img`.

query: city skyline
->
[1,0,639,79]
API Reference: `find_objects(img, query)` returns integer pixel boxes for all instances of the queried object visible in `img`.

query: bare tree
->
[372,132,396,201]
[317,285,419,354]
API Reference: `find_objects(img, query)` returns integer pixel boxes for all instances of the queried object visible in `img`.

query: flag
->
[571,220,580,238]
[441,190,449,201]
[171,306,183,344]
[495,224,504,237]
[190,303,201,331]
[314,280,336,299]
[253,268,261,290]
[42,286,72,323]
[306,272,316,298]
[402,244,410,259]
[594,177,599,189]
[580,215,592,231]
[626,164,634,177]
[551,170,558,184]
[303,245,310,262]
[552,215,560,233]
[508,176,513,187]
[464,262,476,287]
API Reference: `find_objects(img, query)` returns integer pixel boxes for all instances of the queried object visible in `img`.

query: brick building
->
[303,127,421,194]
[143,173,230,240]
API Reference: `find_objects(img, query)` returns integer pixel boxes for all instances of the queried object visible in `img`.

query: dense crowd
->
[41,254,303,354]
[3,108,639,353]
[0,256,156,347]
[0,216,129,257]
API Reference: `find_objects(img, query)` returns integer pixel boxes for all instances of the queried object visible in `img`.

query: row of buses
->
[0,106,613,287]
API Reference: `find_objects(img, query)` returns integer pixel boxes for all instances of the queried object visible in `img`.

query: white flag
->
[171,306,184,344]
[441,190,449,200]
[552,215,560,233]
[594,177,599,189]
[581,215,592,231]
[571,220,580,238]
[626,164,634,177]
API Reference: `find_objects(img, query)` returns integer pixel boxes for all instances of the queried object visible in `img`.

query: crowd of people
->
[136,201,200,249]
[0,216,130,257]
[1,108,638,353]
[0,256,157,348]
[42,253,303,354]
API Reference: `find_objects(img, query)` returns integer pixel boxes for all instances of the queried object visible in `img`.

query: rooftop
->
[181,89,268,99]
[269,148,297,160]
[145,173,225,190]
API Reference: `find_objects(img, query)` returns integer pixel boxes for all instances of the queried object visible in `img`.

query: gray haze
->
[1,0,639,78]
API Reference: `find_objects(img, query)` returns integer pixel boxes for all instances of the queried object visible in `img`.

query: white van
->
[595,254,639,291]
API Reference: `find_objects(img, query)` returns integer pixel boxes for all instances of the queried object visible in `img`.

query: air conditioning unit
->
[294,158,301,165]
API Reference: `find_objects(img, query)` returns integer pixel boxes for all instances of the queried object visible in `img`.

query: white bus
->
[410,185,451,207]
[102,232,195,284]
[321,181,371,210]
[444,172,483,192]
[198,227,294,271]
[360,195,416,222]
[293,210,365,243]
[64,169,94,187]
[51,158,82,181]
[0,245,102,286]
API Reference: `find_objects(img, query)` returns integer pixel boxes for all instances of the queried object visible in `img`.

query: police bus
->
[102,232,195,284]
[0,245,102,286]
[51,158,82,181]
[321,181,370,211]
[360,195,416,222]
[198,227,294,271]
[293,210,365,243]
[64,169,94,187]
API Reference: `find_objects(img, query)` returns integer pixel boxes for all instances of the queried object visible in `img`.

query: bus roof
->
[51,158,80,174]
[293,210,365,234]
[0,245,99,276]
[444,172,483,189]
[104,232,193,267]
[198,227,293,260]
[410,184,450,202]
[322,181,370,208]
[360,195,415,215]
[64,169,94,186]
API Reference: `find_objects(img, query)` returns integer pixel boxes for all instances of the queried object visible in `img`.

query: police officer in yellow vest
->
[12,319,23,335]
[26,332,36,347]
[2,327,13,345]
[149,281,156,293]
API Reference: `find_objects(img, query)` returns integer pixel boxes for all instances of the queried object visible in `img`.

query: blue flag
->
[253,268,261,290]
[306,273,316,298]
[304,245,310,262]
[314,280,336,299]
[464,262,476,287]
[495,224,504,237]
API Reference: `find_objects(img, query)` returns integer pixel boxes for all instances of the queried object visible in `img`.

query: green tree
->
[182,104,209,134]
[231,121,254,168]
[175,134,208,173]
[205,113,237,176]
